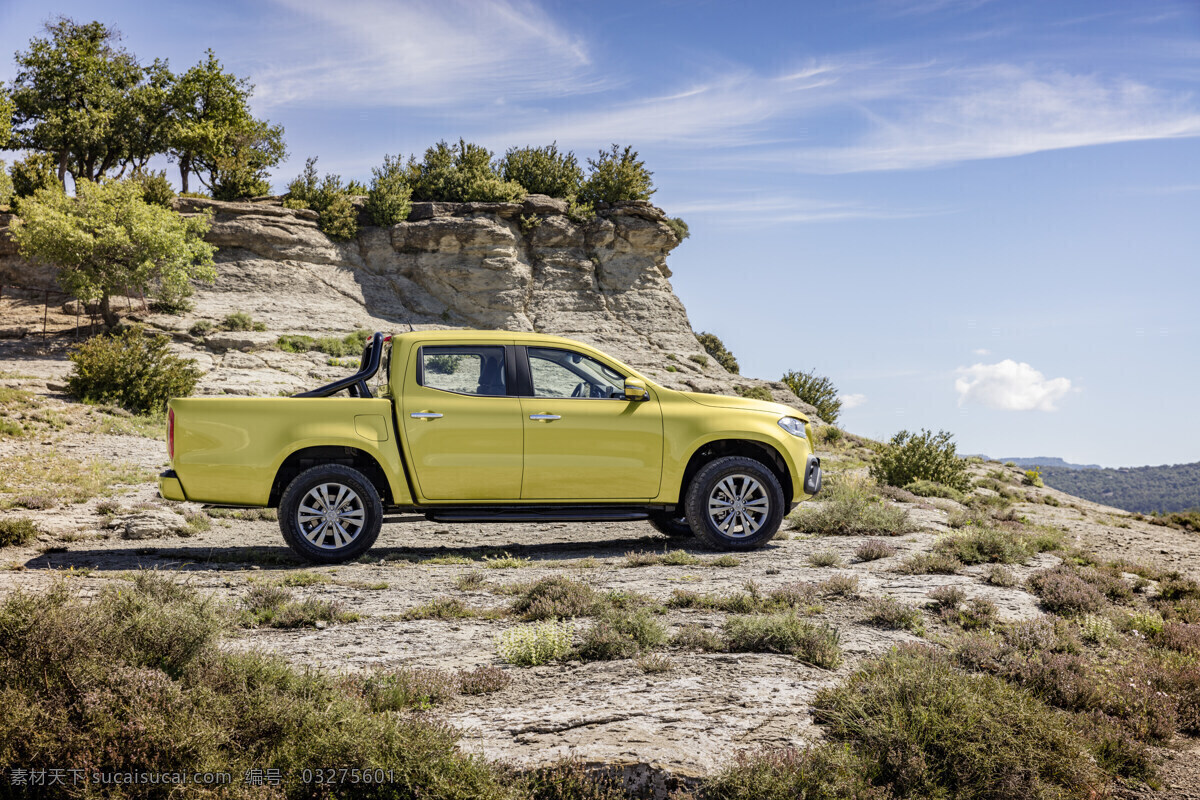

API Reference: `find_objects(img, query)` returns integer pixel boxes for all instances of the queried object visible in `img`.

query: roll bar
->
[293,332,386,398]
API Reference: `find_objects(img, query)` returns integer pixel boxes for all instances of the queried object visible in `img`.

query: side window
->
[419,346,507,396]
[528,347,625,399]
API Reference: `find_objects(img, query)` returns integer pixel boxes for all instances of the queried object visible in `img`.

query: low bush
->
[510,576,599,620]
[365,153,413,226]
[811,645,1106,799]
[672,623,725,652]
[663,216,690,242]
[283,157,361,240]
[1028,566,1107,616]
[807,550,844,568]
[818,426,844,446]
[357,667,458,711]
[498,143,583,198]
[854,540,897,562]
[985,564,1019,587]
[927,585,967,609]
[870,428,971,491]
[576,608,666,661]
[864,595,924,634]
[131,169,175,207]
[495,619,573,666]
[578,144,655,205]
[456,664,510,695]
[703,744,885,800]
[789,476,915,536]
[780,368,841,424]
[411,139,525,203]
[723,613,842,668]
[696,331,739,373]
[1024,467,1045,487]
[735,385,773,401]
[936,527,1032,565]
[68,328,201,414]
[817,575,860,597]
[1080,613,1117,643]
[904,479,966,502]
[240,585,356,628]
[403,596,476,620]
[0,516,40,547]
[896,553,962,575]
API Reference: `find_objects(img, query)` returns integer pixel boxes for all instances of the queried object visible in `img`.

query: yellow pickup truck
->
[160,331,822,563]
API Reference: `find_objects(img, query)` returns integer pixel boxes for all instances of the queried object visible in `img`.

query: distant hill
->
[997,457,1103,471]
[1035,461,1200,514]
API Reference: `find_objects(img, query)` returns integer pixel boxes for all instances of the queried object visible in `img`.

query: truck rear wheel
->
[279,464,382,563]
[684,456,784,551]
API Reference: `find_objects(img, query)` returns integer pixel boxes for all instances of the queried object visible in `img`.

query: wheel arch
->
[677,439,794,509]
[269,445,393,507]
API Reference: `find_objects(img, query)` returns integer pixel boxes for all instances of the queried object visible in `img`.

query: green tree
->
[8,152,60,199]
[696,332,739,373]
[499,143,582,198]
[411,139,524,203]
[0,161,12,208]
[870,429,971,492]
[0,86,13,147]
[281,158,358,240]
[6,19,150,185]
[781,368,842,424]
[10,179,216,327]
[168,51,285,197]
[579,144,655,205]
[365,154,413,226]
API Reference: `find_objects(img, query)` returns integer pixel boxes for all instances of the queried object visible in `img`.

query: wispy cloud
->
[955,360,1073,411]
[665,194,941,225]
[254,0,597,109]
[839,393,868,410]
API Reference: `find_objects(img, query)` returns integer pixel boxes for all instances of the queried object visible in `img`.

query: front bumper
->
[158,469,186,502]
[803,455,822,496]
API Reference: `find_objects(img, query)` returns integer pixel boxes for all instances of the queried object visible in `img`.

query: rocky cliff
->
[1,196,814,414]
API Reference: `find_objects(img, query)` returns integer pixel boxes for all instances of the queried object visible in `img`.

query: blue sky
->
[2,0,1198,467]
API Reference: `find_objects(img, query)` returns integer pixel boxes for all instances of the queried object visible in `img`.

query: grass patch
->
[0,452,148,506]
[403,595,479,620]
[456,665,510,695]
[509,576,599,620]
[240,584,359,628]
[935,526,1038,565]
[455,571,488,591]
[576,608,667,661]
[623,548,700,567]
[482,551,532,569]
[723,613,842,668]
[808,550,844,568]
[205,506,278,521]
[985,564,1019,587]
[709,554,740,567]
[790,476,915,536]
[864,595,925,634]
[355,666,458,711]
[854,540,897,562]
[896,552,963,575]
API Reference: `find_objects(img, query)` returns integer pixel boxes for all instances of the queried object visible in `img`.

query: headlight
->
[778,417,807,438]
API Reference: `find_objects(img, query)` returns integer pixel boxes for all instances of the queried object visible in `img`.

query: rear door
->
[401,343,523,500]
[519,346,663,500]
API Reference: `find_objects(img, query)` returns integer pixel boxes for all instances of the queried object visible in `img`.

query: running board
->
[424,506,655,523]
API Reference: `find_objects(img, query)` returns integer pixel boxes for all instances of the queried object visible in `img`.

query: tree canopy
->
[10,179,216,326]
[2,19,285,197]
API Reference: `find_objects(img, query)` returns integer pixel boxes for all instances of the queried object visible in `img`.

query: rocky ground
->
[3,329,1200,796]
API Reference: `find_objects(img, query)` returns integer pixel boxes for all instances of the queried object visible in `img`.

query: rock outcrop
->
[0,196,815,414]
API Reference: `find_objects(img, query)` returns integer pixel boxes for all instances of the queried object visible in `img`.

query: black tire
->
[279,464,383,563]
[684,455,784,551]
[649,512,692,539]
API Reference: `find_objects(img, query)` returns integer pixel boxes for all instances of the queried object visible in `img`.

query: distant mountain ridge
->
[1037,461,1200,514]
[994,457,1104,471]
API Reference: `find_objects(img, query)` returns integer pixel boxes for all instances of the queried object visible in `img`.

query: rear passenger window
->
[419,346,507,396]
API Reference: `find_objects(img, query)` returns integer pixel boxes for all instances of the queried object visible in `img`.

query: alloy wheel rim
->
[707,474,769,538]
[297,482,365,550]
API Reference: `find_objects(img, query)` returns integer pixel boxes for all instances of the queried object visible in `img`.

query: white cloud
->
[839,393,868,410]
[663,194,940,225]
[954,360,1072,411]
[254,0,597,109]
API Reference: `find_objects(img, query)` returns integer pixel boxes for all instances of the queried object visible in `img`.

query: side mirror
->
[623,378,650,401]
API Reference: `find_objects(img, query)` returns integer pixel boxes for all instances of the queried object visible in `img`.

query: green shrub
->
[812,645,1105,799]
[411,139,525,203]
[222,311,256,331]
[0,160,12,208]
[808,550,844,568]
[318,192,359,241]
[0,516,40,547]
[790,476,915,536]
[9,152,60,199]
[578,144,655,205]
[426,353,463,374]
[864,596,925,634]
[818,426,844,446]
[498,143,582,198]
[688,354,708,367]
[723,613,842,668]
[495,619,573,666]
[131,169,176,207]
[936,527,1033,565]
[664,216,690,242]
[356,667,457,711]
[1024,467,1045,487]
[276,334,316,353]
[364,153,413,226]
[704,744,884,800]
[509,576,599,621]
[780,368,841,424]
[1027,566,1106,616]
[283,157,360,239]
[735,386,772,401]
[696,331,739,373]
[189,320,214,337]
[0,575,510,798]
[896,553,962,575]
[855,540,897,562]
[985,564,1020,587]
[576,608,666,661]
[870,428,971,491]
[68,328,201,414]
[240,585,356,628]
[283,156,320,209]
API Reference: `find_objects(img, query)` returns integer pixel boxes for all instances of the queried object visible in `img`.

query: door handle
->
[410,412,443,419]
[529,414,561,421]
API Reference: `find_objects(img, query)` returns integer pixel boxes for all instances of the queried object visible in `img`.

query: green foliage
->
[696,331,739,373]
[130,168,175,206]
[0,160,11,208]
[723,613,842,668]
[688,354,708,367]
[870,428,971,492]
[936,527,1037,565]
[781,368,841,424]
[855,540,898,562]
[509,576,599,621]
[903,478,966,502]
[10,178,215,325]
[663,216,689,242]
[864,595,925,634]
[1024,467,1045,487]
[8,152,60,199]
[318,192,358,241]
[499,143,583,198]
[67,328,201,414]
[411,139,525,203]
[578,144,655,205]
[576,609,667,661]
[495,619,573,666]
[735,386,772,401]
[365,153,412,226]
[0,87,11,147]
[240,584,356,628]
[790,476,915,536]
[221,311,263,331]
[276,330,371,358]
[282,157,359,240]
[812,645,1105,799]
[704,745,886,800]
[0,516,41,547]
[896,552,963,575]
[425,353,463,374]
[0,575,511,799]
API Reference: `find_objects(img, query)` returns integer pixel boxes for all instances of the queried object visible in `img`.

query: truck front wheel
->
[279,464,383,563]
[684,456,784,551]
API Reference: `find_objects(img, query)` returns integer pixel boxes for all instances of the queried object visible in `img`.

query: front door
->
[520,346,663,500]
[401,343,523,500]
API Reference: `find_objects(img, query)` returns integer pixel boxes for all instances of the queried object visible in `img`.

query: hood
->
[678,390,808,420]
